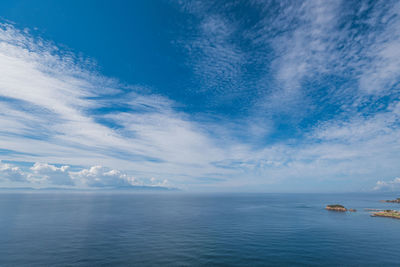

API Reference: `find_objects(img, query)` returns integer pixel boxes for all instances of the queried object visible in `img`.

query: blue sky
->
[0,0,399,192]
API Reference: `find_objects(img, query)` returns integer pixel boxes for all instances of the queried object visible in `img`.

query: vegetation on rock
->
[325,204,347,211]
[371,210,400,219]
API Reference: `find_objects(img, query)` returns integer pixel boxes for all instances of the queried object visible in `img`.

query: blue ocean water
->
[0,192,399,266]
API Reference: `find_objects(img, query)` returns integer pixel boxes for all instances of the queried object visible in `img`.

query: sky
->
[0,0,399,192]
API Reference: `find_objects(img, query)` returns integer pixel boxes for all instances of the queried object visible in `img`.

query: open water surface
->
[0,192,399,266]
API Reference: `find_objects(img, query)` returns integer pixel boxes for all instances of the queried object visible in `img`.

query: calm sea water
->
[0,192,399,266]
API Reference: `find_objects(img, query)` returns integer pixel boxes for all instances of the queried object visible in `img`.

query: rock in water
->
[382,198,400,203]
[325,204,347,212]
[371,210,400,219]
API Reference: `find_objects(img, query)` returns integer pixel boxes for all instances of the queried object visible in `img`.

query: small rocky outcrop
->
[371,210,400,219]
[381,198,400,203]
[325,204,347,212]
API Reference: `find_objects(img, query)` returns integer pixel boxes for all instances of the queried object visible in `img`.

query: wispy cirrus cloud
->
[177,0,400,121]
[0,23,233,188]
[172,0,400,190]
[1,0,400,192]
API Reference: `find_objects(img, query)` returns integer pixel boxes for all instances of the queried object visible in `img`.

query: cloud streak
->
[1,0,400,192]
[0,23,233,189]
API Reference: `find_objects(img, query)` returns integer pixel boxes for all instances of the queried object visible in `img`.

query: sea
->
[0,192,399,266]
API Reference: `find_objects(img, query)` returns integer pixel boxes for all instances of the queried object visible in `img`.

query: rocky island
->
[325,204,347,212]
[371,210,400,219]
[325,204,356,212]
[381,198,400,203]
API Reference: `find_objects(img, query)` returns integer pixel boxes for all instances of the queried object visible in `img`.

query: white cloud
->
[0,161,26,182]
[374,177,400,191]
[70,165,136,188]
[169,0,400,191]
[70,166,170,188]
[0,161,170,189]
[0,23,231,185]
[269,0,341,105]
[28,162,72,185]
[2,0,400,192]
[357,1,400,95]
